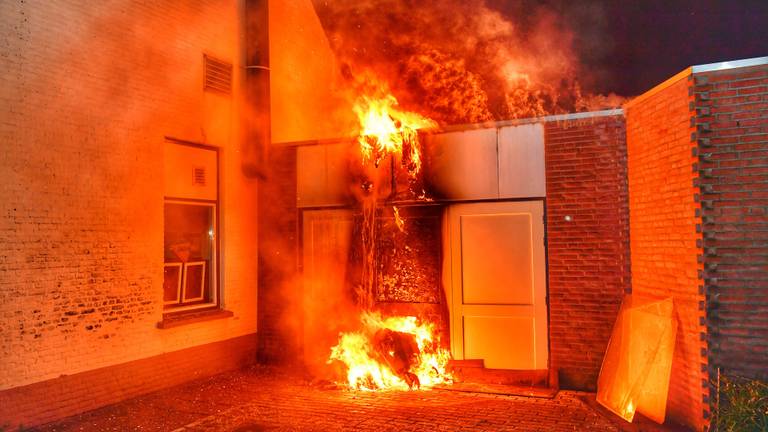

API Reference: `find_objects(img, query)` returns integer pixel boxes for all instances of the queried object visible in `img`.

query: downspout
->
[242,0,270,178]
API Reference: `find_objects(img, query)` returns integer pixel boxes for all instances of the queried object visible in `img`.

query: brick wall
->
[692,64,768,382]
[0,0,258,425]
[625,75,708,430]
[544,115,631,391]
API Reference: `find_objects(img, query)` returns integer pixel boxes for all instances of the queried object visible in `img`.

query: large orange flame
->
[353,92,435,176]
[329,312,453,390]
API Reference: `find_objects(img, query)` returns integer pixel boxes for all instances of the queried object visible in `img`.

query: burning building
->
[0,1,766,431]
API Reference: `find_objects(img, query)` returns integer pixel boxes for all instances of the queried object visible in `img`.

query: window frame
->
[163,198,220,313]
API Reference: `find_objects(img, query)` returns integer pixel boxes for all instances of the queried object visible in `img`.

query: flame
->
[624,400,635,417]
[329,312,453,390]
[393,206,405,232]
[353,92,435,176]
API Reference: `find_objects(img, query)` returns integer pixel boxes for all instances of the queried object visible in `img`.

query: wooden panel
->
[460,213,533,305]
[464,315,536,369]
[498,123,545,198]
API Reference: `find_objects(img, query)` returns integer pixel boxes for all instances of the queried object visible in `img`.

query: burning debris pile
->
[329,312,452,390]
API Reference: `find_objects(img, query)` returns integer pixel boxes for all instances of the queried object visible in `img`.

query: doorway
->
[446,200,548,370]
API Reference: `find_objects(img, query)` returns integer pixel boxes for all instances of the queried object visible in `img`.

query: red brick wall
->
[0,334,256,428]
[544,115,631,391]
[0,0,258,419]
[692,64,768,382]
[625,75,708,430]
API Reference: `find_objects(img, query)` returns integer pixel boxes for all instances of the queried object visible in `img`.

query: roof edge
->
[273,109,625,146]
[692,56,768,73]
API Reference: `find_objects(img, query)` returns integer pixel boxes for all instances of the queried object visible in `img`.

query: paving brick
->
[32,367,620,432]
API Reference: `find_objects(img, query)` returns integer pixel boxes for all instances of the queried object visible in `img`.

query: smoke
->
[312,0,623,124]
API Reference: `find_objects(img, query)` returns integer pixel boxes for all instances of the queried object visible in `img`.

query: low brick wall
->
[0,333,257,428]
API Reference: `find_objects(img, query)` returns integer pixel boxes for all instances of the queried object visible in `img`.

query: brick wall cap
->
[691,56,768,74]
[625,67,693,110]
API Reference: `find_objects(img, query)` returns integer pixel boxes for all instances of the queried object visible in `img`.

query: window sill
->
[157,308,234,329]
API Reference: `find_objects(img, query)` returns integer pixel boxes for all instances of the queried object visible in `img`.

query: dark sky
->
[488,0,768,96]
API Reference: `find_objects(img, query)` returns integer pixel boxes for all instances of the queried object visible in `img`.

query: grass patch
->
[714,374,768,432]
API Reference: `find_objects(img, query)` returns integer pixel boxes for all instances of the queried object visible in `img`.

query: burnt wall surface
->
[693,64,768,382]
[626,76,708,431]
[257,146,300,363]
[374,205,449,345]
[0,1,258,427]
[544,115,630,391]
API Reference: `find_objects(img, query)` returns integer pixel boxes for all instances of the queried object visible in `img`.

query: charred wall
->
[544,114,631,391]
[257,145,301,363]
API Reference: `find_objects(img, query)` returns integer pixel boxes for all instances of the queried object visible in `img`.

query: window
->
[163,140,219,312]
[163,201,217,309]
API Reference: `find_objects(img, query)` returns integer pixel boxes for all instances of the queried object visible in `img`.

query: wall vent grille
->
[193,167,206,186]
[203,54,232,95]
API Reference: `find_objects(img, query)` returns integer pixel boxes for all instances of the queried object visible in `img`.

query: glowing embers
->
[329,312,453,390]
[353,92,435,177]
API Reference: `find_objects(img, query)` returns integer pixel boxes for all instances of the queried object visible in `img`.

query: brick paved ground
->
[33,365,620,432]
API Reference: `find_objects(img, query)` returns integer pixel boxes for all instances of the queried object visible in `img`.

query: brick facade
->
[0,1,258,427]
[544,115,631,391]
[625,74,708,430]
[692,65,768,382]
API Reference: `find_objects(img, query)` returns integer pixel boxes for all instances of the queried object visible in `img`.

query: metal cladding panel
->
[325,142,353,205]
[296,145,327,207]
[424,128,499,200]
[498,123,546,198]
[297,143,353,208]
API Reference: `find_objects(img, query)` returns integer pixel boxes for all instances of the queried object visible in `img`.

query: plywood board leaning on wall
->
[597,296,677,424]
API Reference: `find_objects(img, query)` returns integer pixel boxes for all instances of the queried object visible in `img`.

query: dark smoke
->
[312,0,623,125]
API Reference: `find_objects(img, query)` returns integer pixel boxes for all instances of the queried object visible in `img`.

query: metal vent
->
[203,54,232,95]
[193,167,206,186]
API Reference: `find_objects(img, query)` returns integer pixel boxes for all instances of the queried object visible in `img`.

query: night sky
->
[488,0,768,96]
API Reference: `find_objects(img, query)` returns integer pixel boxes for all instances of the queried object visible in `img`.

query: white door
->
[447,201,548,370]
[302,209,354,367]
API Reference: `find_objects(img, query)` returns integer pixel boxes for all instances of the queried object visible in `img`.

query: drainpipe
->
[242,0,270,179]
